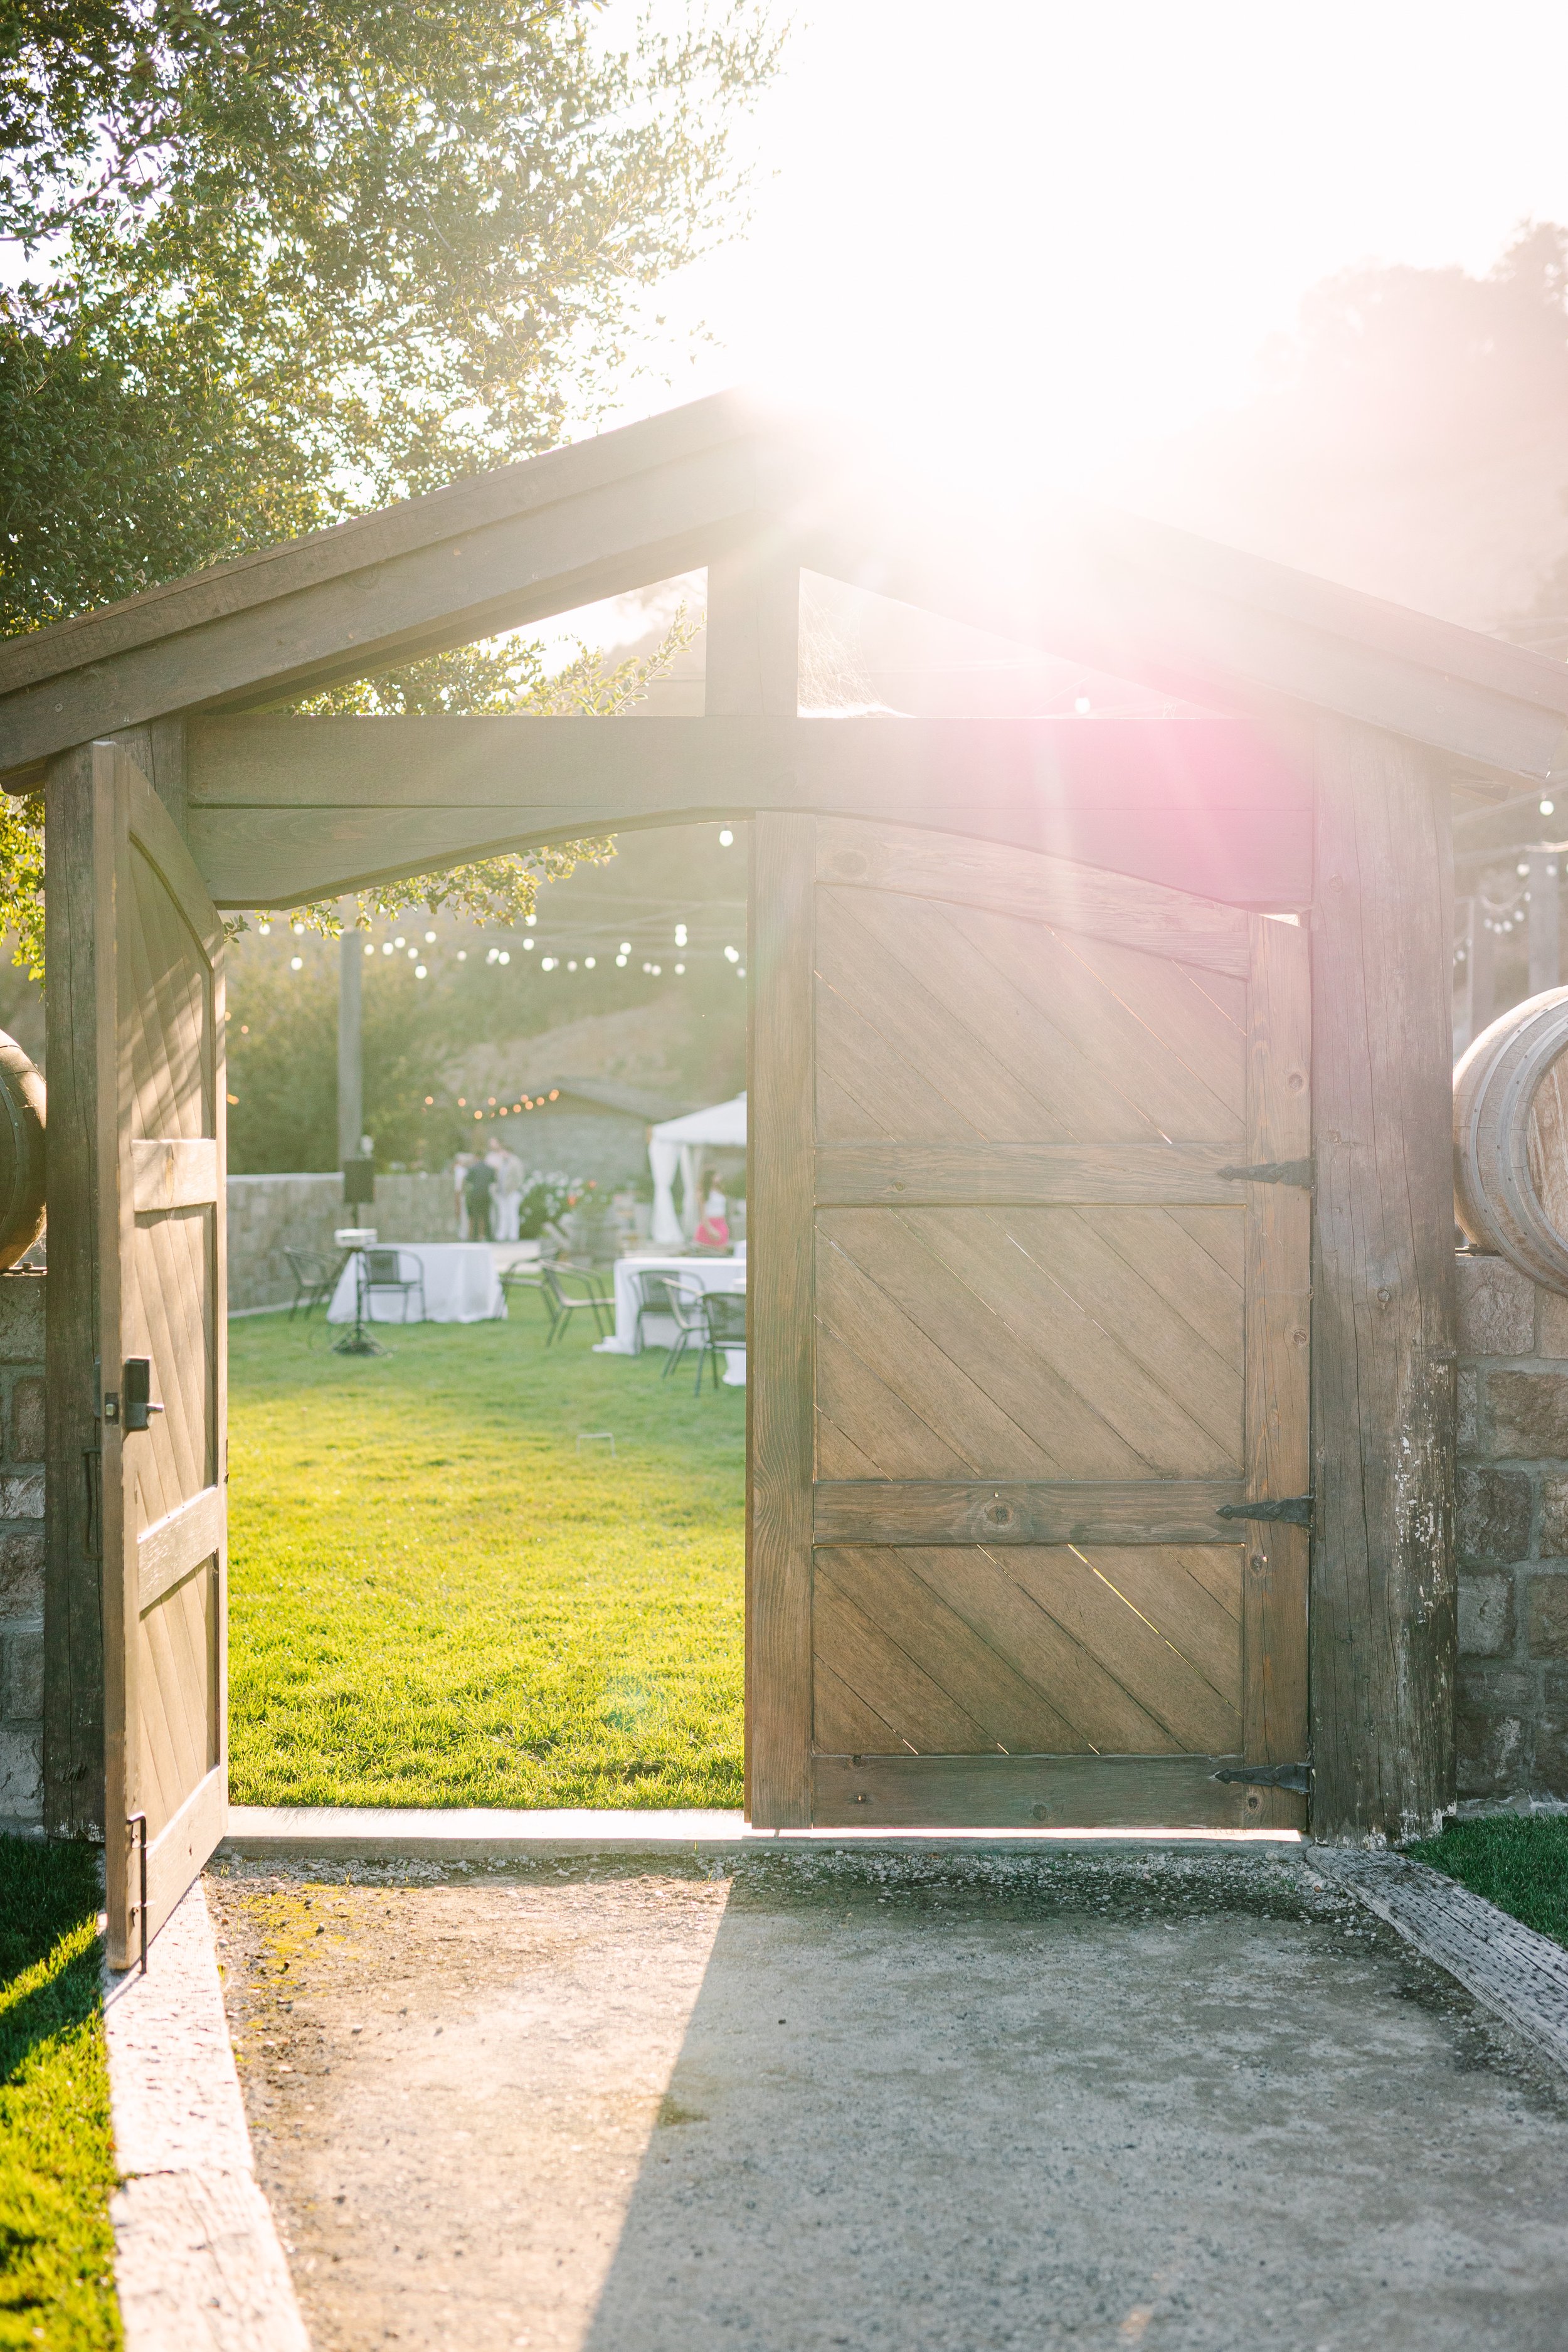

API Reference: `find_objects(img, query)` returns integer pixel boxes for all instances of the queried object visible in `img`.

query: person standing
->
[463,1151,497,1242]
[452,1152,474,1239]
[488,1140,524,1241]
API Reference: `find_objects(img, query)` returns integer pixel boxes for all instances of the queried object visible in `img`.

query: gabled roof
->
[6,386,1568,786]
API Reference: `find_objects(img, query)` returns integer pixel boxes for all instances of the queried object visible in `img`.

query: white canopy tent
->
[648,1093,746,1244]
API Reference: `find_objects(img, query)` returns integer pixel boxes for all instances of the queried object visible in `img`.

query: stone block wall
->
[0,1271,44,1828]
[228,1173,460,1311]
[1456,1252,1568,1804]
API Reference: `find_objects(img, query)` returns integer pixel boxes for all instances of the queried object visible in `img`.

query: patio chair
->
[658,1279,709,1382]
[361,1247,426,1324]
[632,1271,699,1355]
[283,1246,342,1322]
[695,1289,746,1394]
[499,1262,550,1329]
[540,1261,611,1345]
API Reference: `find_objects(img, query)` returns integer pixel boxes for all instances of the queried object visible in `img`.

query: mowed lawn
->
[227,1301,744,1808]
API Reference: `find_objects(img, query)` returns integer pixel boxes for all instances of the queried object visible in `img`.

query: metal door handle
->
[122,1358,164,1433]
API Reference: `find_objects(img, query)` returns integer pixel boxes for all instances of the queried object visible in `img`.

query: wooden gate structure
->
[9,389,1568,1942]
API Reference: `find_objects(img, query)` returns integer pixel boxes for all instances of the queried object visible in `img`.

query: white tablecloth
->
[594,1253,746,1385]
[327,1242,504,1325]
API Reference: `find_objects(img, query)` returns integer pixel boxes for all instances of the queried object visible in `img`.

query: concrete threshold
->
[221,1804,1303,1863]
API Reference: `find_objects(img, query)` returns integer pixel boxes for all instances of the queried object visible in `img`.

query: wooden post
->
[1310,719,1457,1840]
[42,746,108,1836]
[1530,847,1560,997]
[109,716,188,835]
[710,541,808,1825]
[337,906,364,1165]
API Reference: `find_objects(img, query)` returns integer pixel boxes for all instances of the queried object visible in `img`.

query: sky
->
[595,0,1568,493]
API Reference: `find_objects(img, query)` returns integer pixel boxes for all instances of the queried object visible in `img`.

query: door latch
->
[122,1359,164,1434]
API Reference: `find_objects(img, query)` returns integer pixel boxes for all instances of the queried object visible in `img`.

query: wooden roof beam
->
[179,709,1311,909]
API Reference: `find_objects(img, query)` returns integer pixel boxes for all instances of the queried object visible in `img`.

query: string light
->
[718,829,733,847]
[290,955,303,970]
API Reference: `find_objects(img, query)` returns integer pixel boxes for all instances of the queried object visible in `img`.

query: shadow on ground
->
[209,1850,1568,2352]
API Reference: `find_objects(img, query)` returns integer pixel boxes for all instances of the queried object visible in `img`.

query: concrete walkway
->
[207,1847,1568,2351]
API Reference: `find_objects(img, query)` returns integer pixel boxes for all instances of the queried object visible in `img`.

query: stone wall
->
[0,1271,44,1828]
[1456,1251,1568,1806]
[228,1173,459,1312]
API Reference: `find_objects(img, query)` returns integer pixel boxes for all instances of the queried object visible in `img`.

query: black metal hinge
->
[1217,1158,1315,1188]
[1212,1762,1313,1794]
[1216,1495,1313,1527]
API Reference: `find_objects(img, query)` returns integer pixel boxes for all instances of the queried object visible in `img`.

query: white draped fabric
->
[647,1094,746,1244]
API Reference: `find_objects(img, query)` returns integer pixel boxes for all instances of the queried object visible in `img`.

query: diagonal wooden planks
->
[756,811,1308,1828]
[811,1542,1243,1758]
[818,1207,1244,1480]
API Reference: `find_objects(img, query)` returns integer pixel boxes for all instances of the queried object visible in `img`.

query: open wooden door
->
[53,745,228,1968]
[747,813,1309,1831]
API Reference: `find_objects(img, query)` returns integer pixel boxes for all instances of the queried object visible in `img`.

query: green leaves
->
[0,4,778,973]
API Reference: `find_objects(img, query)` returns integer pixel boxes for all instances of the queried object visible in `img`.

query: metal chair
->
[283,1246,342,1322]
[632,1271,697,1355]
[658,1280,709,1384]
[498,1263,549,1329]
[695,1289,746,1394]
[361,1247,426,1324]
[540,1261,611,1345]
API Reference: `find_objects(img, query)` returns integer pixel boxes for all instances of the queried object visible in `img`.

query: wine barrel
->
[1454,987,1568,1291]
[0,1032,44,1271]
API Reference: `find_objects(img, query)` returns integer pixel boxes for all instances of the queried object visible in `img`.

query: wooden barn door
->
[58,746,228,1967]
[747,814,1310,1831]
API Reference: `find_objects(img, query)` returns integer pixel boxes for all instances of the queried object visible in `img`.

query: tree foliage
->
[1,3,778,626]
[0,1,776,973]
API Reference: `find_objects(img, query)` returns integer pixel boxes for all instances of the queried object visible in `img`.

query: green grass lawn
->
[0,1839,119,2351]
[228,1301,745,1808]
[1407,1815,1568,1950]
